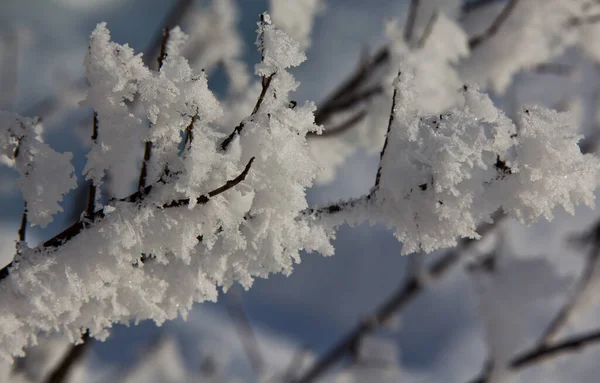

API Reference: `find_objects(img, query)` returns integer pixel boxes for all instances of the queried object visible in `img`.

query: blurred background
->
[2,0,600,382]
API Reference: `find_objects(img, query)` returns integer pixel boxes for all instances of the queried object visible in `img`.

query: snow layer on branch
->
[502,106,599,222]
[387,11,469,114]
[269,0,324,49]
[309,11,468,185]
[82,23,150,185]
[0,113,76,227]
[255,13,307,77]
[311,70,600,254]
[0,17,332,360]
[139,29,222,185]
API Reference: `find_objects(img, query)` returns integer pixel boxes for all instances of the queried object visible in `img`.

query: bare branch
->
[313,48,390,127]
[416,10,439,49]
[374,80,398,188]
[404,0,421,44]
[157,28,170,70]
[310,110,367,138]
[461,0,505,15]
[221,74,274,151]
[469,0,519,49]
[511,328,600,369]
[86,112,99,219]
[138,29,171,192]
[161,157,255,208]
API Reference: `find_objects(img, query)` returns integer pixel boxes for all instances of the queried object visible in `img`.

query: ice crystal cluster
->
[0,9,598,361]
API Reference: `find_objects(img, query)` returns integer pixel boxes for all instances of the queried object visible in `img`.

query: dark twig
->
[293,214,502,383]
[313,48,390,127]
[374,81,398,188]
[461,0,505,15]
[221,75,274,151]
[157,28,170,70]
[403,0,421,44]
[568,14,600,27]
[510,328,600,369]
[161,157,255,208]
[226,289,264,377]
[43,332,91,383]
[144,0,194,69]
[469,0,519,49]
[86,112,99,219]
[416,10,439,49]
[138,29,171,192]
[311,110,367,138]
[183,114,197,150]
[312,86,383,127]
[469,328,600,383]
[17,202,27,244]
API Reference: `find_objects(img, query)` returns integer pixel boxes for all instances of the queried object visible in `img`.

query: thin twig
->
[157,28,170,69]
[86,112,99,219]
[510,328,600,369]
[313,48,390,127]
[416,10,439,49]
[461,0,505,15]
[312,86,383,126]
[469,0,519,49]
[161,157,255,208]
[221,74,274,151]
[311,110,367,138]
[17,202,27,244]
[403,0,421,44]
[374,80,398,188]
[144,0,195,69]
[138,29,172,192]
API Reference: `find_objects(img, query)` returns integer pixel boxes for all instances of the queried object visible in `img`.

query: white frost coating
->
[311,71,599,254]
[386,12,469,114]
[0,17,331,361]
[0,113,76,227]
[255,13,307,77]
[138,31,222,185]
[310,11,469,185]
[503,106,599,222]
[461,0,587,93]
[269,0,324,49]
[81,23,150,185]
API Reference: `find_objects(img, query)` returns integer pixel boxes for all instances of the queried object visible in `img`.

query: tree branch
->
[374,80,398,188]
[161,157,255,208]
[510,328,600,369]
[313,48,390,127]
[469,0,519,49]
[42,332,91,383]
[403,0,421,44]
[138,29,171,192]
[221,74,274,151]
